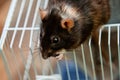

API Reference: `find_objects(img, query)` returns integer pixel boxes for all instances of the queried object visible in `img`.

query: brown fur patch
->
[60,4,80,20]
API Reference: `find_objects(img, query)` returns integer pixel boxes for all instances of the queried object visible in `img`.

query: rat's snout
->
[40,47,48,59]
[40,47,53,59]
[40,50,49,59]
[40,47,60,59]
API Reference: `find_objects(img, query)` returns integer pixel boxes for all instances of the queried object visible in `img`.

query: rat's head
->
[39,5,93,59]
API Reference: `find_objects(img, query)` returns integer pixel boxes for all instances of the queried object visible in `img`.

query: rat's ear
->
[61,18,74,31]
[39,8,48,20]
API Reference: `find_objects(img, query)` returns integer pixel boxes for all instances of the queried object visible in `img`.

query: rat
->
[39,0,110,59]
[39,0,120,79]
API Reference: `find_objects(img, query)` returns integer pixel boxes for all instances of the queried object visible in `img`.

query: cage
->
[0,0,120,80]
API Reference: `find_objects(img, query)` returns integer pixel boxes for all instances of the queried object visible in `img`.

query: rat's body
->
[40,0,110,59]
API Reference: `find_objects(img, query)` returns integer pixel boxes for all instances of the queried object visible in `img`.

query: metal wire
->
[81,44,88,80]
[65,55,71,80]
[117,25,120,78]
[98,27,105,80]
[73,50,80,80]
[88,37,97,80]
[108,26,113,80]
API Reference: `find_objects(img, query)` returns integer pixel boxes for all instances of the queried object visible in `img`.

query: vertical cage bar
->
[98,27,105,80]
[81,44,88,80]
[65,55,71,80]
[73,50,80,80]
[108,26,113,80]
[89,37,97,80]
[117,25,120,77]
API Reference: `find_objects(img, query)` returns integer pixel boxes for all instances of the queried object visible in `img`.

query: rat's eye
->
[51,36,60,44]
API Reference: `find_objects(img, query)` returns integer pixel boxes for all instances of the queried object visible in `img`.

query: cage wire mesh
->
[0,0,120,80]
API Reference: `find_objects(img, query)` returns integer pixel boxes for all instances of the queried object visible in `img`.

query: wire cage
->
[0,0,120,80]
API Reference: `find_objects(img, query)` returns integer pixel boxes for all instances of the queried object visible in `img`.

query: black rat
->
[39,0,110,59]
[39,0,120,79]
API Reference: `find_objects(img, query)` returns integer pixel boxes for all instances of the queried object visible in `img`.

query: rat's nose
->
[40,48,52,59]
[40,47,47,59]
[42,54,48,59]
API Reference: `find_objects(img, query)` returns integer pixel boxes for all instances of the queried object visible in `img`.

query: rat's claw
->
[55,53,64,60]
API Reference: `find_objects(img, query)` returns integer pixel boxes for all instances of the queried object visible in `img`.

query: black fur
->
[40,0,110,59]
